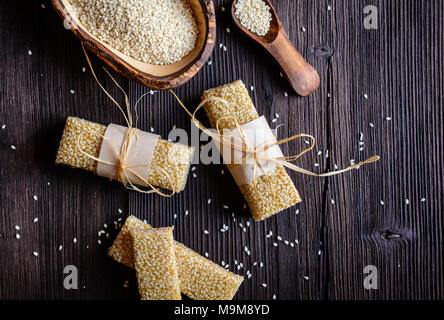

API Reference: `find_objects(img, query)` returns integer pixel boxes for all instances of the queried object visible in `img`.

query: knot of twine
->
[170,91,380,200]
[77,45,176,197]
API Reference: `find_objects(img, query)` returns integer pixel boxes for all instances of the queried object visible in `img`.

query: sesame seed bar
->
[130,227,181,300]
[55,117,194,192]
[201,80,302,221]
[108,216,244,300]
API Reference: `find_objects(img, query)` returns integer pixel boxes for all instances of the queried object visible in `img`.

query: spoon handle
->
[266,32,320,96]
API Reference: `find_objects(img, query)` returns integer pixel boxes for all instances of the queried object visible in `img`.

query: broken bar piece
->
[200,80,302,221]
[131,227,181,300]
[55,117,194,192]
[108,216,244,300]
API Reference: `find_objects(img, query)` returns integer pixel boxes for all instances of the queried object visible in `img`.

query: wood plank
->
[327,0,444,299]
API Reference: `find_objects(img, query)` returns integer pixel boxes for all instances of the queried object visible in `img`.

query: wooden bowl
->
[51,0,216,90]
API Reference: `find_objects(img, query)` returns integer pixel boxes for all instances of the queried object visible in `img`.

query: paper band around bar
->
[217,116,284,186]
[96,124,160,186]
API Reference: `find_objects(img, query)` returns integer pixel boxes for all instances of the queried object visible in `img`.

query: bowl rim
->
[51,0,216,90]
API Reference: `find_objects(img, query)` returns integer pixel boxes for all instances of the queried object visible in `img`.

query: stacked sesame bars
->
[109,216,244,300]
[56,117,194,192]
[131,227,181,300]
[201,80,302,221]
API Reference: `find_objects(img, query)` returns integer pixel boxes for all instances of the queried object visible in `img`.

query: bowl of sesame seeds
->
[52,0,216,90]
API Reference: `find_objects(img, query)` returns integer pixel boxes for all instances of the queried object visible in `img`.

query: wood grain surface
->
[0,0,442,300]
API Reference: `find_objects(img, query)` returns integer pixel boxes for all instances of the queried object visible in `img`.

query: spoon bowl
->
[232,0,319,96]
[52,0,216,90]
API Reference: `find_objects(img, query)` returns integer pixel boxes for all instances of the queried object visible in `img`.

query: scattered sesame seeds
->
[301,26,306,32]
[226,27,231,34]
[33,217,38,223]
[295,209,299,215]
[10,145,16,150]
[15,225,20,230]
[363,93,368,99]
[73,237,77,244]
[380,200,385,206]
[277,236,282,241]
[284,92,288,97]
[314,163,319,167]
[250,86,254,91]
[221,6,226,12]
[204,252,209,257]
[272,294,277,300]
[28,50,32,56]
[386,116,392,121]
[405,199,410,205]
[271,118,277,123]
[58,245,63,251]
[331,199,335,205]
[207,60,212,66]
[272,242,278,247]
[303,276,309,280]
[1,124,6,130]
[33,195,38,201]
[203,230,209,235]
[185,210,189,216]
[369,122,374,128]
[33,251,39,257]
[420,198,426,202]
[150,127,155,133]
[262,283,268,288]
[234,0,272,36]
[118,208,123,214]
[70,89,75,94]
[16,234,20,239]
[279,72,283,78]
[327,5,332,11]
[207,198,211,204]
[41,4,46,9]
[82,67,86,72]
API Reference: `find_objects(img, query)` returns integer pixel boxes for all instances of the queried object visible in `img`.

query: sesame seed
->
[221,6,226,12]
[16,234,20,239]
[272,294,277,300]
[363,93,368,99]
[234,0,272,36]
[41,4,46,9]
[386,116,392,121]
[272,242,278,247]
[70,90,75,94]
[203,230,209,235]
[33,195,38,201]
[10,145,16,150]
[250,86,254,91]
[331,199,335,204]
[1,124,6,130]
[58,245,63,251]
[279,72,283,78]
[28,50,32,56]
[314,163,319,167]
[380,200,385,205]
[295,209,299,215]
[33,217,38,223]
[82,67,86,72]
[301,26,306,32]
[405,199,410,205]
[262,283,267,287]
[277,236,282,241]
[33,251,38,256]
[185,210,189,216]
[420,198,426,202]
[204,252,209,257]
[208,198,211,204]
[304,276,309,280]
[327,5,332,11]
[369,122,374,127]
[226,27,231,33]
[150,127,154,133]
[118,208,123,214]
[15,225,20,230]
[71,0,198,65]
[207,60,212,66]
[73,237,77,244]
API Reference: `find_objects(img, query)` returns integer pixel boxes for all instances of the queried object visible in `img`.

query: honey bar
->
[108,216,244,300]
[131,227,181,300]
[201,80,302,221]
[55,117,194,192]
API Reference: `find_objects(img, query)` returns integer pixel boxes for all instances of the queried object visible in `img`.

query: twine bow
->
[78,45,176,197]
[170,91,379,200]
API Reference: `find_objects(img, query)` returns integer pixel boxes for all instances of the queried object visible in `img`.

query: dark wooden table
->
[1,0,443,300]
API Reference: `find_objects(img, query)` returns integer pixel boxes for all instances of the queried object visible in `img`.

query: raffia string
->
[77,45,176,197]
[170,90,380,200]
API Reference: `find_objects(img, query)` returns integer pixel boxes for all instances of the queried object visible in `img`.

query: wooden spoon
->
[231,0,319,96]
[51,0,216,90]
